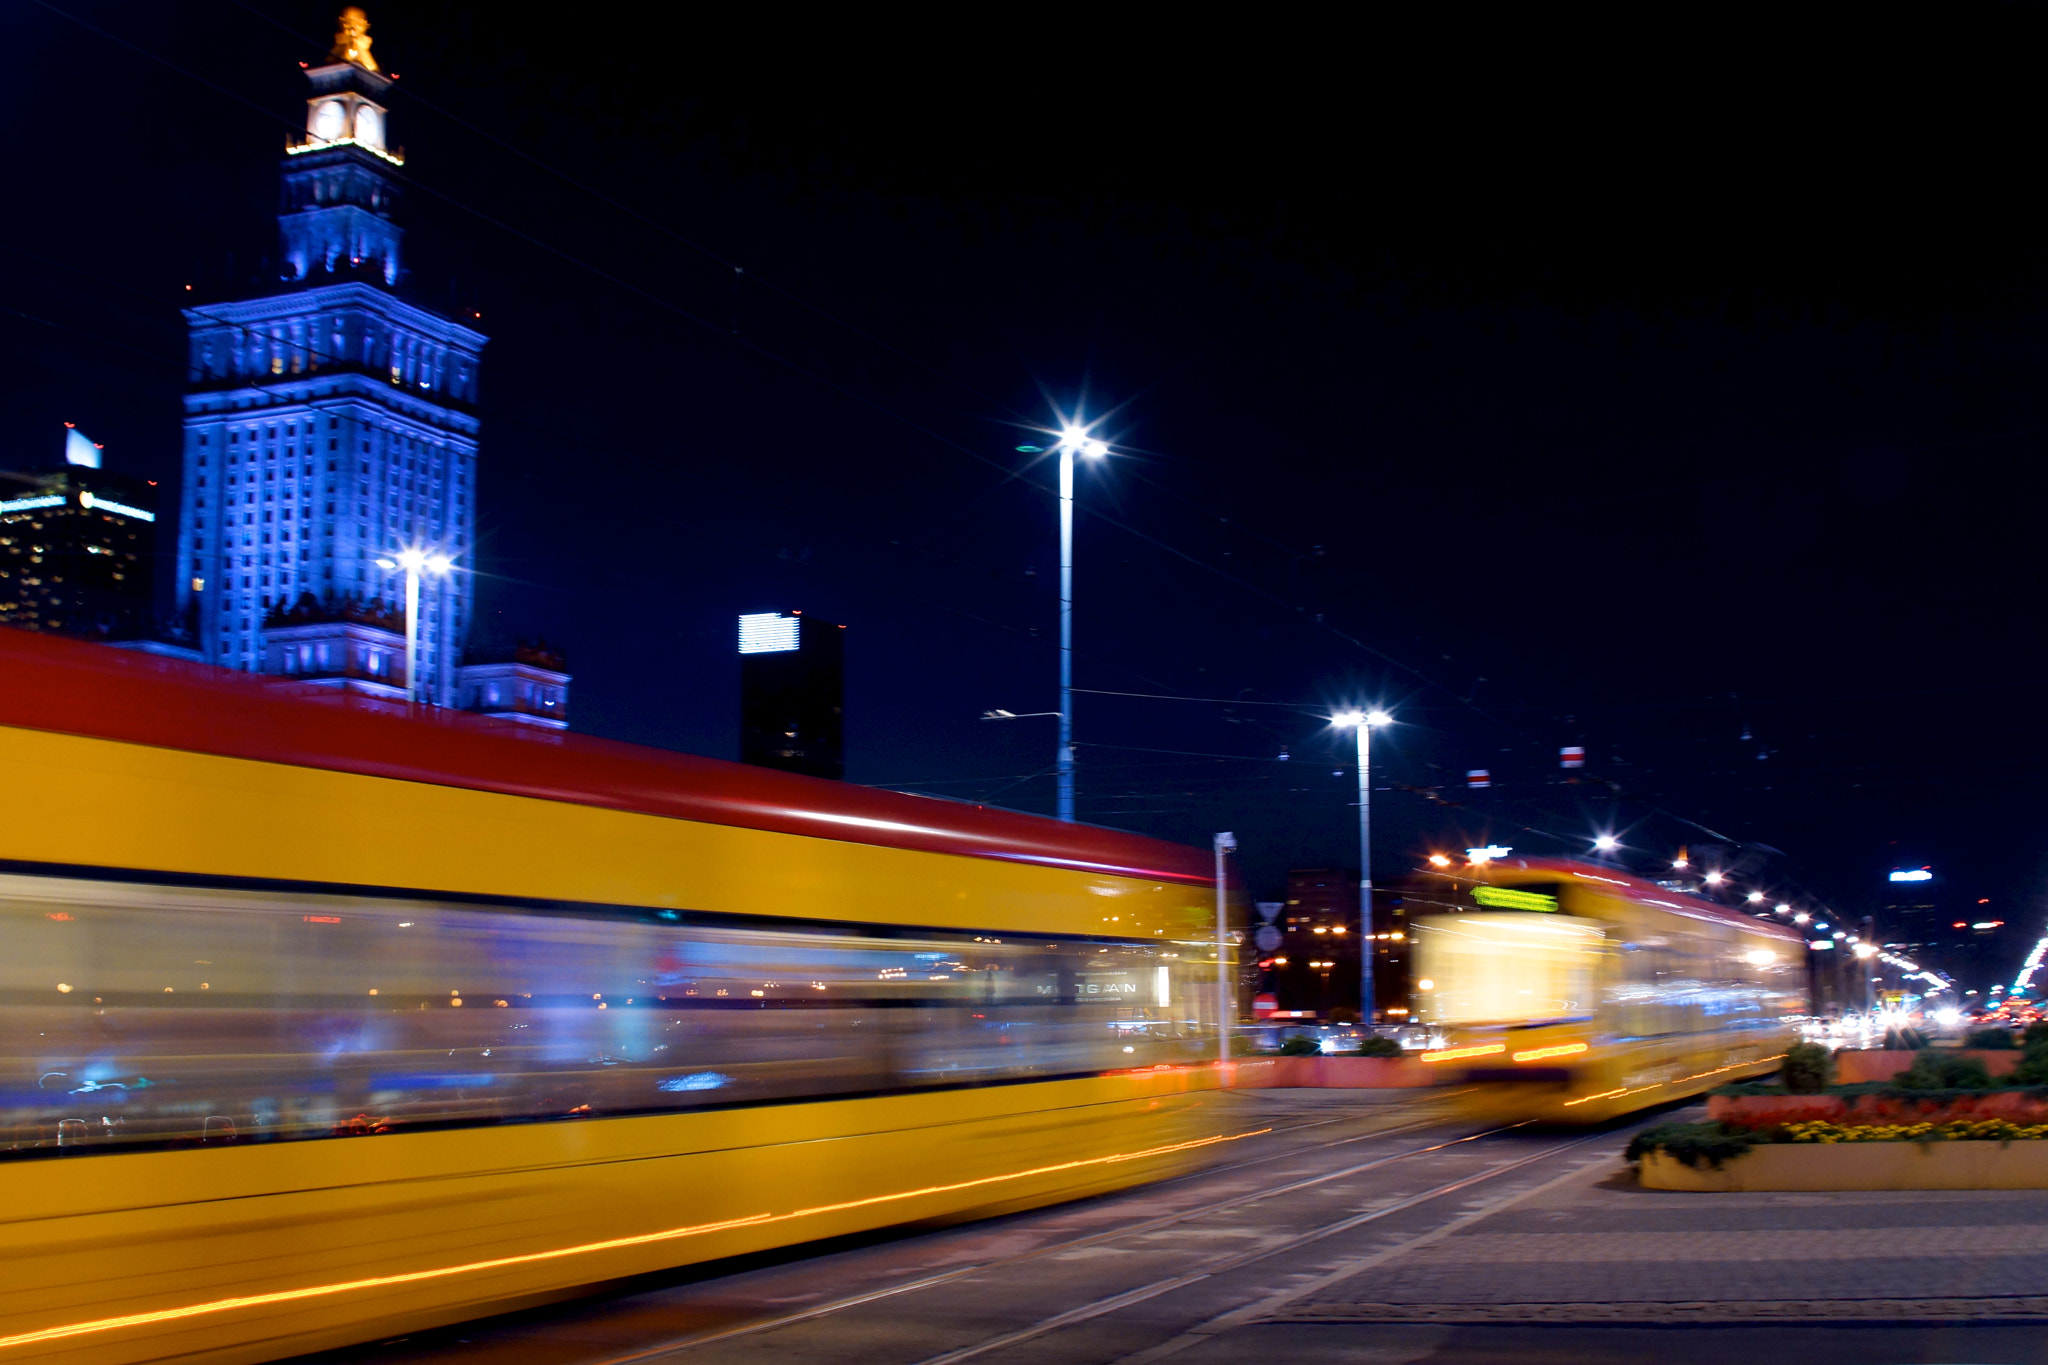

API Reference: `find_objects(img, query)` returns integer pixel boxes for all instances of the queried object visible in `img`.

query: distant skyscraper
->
[176,14,484,703]
[0,426,157,640]
[738,611,845,779]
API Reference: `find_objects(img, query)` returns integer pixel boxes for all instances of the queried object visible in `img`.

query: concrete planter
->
[1228,1055,1430,1089]
[1642,1140,2048,1192]
[1832,1049,2022,1083]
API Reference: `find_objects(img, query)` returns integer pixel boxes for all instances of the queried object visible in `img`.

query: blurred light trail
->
[0,1126,1271,1351]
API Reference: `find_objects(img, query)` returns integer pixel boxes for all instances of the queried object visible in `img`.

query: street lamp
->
[1331,708,1392,1024]
[375,548,454,705]
[1053,426,1107,822]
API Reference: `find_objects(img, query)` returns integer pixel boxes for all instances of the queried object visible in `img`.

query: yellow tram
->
[1406,858,1807,1122]
[0,632,1233,1363]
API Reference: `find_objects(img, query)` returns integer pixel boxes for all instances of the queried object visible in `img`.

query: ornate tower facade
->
[176,16,484,704]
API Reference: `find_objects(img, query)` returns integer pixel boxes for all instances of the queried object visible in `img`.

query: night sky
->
[8,5,2048,982]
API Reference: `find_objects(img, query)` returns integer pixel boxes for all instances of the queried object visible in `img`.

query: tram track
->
[578,1095,1561,1364]
[912,1130,1611,1365]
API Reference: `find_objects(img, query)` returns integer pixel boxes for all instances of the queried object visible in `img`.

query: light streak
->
[2015,934,2048,995]
[1561,1054,1786,1108]
[1511,1042,1589,1063]
[0,1127,1270,1351]
[1421,1042,1507,1064]
[76,491,155,521]
[286,136,405,166]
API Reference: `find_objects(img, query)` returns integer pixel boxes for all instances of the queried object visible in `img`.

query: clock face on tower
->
[353,104,384,150]
[311,99,345,144]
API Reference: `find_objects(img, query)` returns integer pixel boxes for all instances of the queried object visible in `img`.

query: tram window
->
[0,875,1216,1157]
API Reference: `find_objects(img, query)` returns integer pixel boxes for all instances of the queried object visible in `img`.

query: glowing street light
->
[1747,890,1765,904]
[1331,707,1393,1023]
[1053,425,1107,822]
[1592,834,1620,853]
[1704,871,1725,887]
[374,547,455,705]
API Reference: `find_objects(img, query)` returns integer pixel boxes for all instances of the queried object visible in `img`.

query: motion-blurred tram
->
[0,631,1232,1363]
[1404,858,1809,1122]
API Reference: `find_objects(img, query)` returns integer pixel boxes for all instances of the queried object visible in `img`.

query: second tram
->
[1405,858,1807,1122]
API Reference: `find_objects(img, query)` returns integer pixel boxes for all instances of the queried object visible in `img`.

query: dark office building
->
[1878,871,2012,995]
[0,429,158,641]
[738,610,845,780]
[1255,867,1408,1022]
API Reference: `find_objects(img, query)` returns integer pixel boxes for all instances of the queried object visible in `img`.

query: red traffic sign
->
[1467,769,1491,788]
[1560,746,1585,768]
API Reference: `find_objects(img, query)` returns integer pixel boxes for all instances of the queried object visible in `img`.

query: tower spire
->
[284,25,403,287]
[331,7,380,73]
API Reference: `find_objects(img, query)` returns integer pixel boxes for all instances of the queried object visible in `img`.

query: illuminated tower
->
[176,10,484,703]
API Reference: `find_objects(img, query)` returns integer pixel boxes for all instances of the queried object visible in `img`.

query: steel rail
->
[912,1131,1611,1365]
[594,1100,1520,1363]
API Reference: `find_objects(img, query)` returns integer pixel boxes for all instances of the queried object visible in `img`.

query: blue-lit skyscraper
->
[176,23,484,703]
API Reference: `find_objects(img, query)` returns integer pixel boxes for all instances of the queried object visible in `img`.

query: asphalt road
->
[292,1091,2048,1365]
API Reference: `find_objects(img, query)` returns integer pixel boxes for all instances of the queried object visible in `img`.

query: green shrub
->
[1277,1035,1322,1056]
[1781,1041,1834,1094]
[1966,1027,2017,1050]
[1353,1036,1403,1058]
[2012,1051,2048,1085]
[1894,1051,1992,1091]
[1882,1026,1929,1051]
[1626,1121,1760,1170]
[2025,1022,2048,1050]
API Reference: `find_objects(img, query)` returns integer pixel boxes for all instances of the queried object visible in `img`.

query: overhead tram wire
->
[20,232,1873,875]
[0,262,1237,757]
[30,3,1048,501]
[38,0,1572,755]
[24,213,1850,850]
[30,2,1933,885]
[222,0,1040,434]
[43,1,1381,709]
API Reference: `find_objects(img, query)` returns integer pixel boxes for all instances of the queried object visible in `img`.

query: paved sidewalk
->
[1264,1146,2048,1324]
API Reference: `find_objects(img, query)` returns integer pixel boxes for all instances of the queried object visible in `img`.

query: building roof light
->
[738,612,800,654]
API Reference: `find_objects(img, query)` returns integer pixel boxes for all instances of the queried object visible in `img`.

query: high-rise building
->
[0,426,157,641]
[738,611,845,779]
[175,14,484,704]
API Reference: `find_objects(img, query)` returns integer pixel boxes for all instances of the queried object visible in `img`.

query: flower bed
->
[1784,1118,2048,1143]
[1708,1086,2048,1129]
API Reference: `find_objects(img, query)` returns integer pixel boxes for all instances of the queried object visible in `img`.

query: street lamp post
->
[1214,830,1236,1065]
[375,548,454,705]
[1054,428,1106,822]
[1332,710,1392,1025]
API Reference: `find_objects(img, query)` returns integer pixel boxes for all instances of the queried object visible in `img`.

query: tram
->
[0,631,1232,1364]
[1404,857,1807,1122]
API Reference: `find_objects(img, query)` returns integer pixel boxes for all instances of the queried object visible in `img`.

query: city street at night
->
[11,6,2048,1364]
